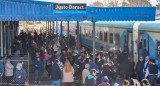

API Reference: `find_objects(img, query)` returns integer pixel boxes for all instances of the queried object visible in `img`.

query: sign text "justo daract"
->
[54,4,86,11]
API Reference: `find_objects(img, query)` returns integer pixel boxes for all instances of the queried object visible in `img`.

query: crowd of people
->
[0,30,159,86]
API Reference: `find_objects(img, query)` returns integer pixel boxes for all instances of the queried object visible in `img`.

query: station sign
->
[53,3,86,14]
[54,4,86,11]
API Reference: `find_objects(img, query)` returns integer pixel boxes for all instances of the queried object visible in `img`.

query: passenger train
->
[63,21,160,64]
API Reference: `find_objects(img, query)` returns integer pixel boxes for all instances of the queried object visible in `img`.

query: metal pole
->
[56,21,58,34]
[46,21,47,33]
[28,52,30,83]
[77,21,80,53]
[53,21,54,35]
[1,21,3,56]
[50,21,51,34]
[92,21,96,62]
[48,21,49,34]
[61,21,63,44]
[52,21,54,49]
[67,21,69,48]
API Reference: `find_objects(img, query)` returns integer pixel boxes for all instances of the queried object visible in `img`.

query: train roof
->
[68,21,160,31]
[138,21,160,31]
[78,21,135,28]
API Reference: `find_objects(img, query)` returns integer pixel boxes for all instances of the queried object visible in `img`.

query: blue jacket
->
[88,62,98,72]
[85,74,97,86]
[13,68,27,84]
[51,64,61,81]
[34,60,44,75]
[0,61,4,74]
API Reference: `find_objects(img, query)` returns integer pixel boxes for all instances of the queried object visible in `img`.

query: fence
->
[0,53,29,86]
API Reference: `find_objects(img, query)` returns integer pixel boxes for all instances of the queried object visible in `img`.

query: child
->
[98,76,110,86]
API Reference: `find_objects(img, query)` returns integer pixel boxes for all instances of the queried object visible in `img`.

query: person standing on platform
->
[62,60,74,86]
[145,59,158,86]
[119,50,128,80]
[51,60,61,86]
[5,57,14,86]
[126,56,135,80]
[56,55,63,71]
[44,51,51,77]
[135,56,144,82]
[95,54,104,85]
[143,56,150,79]
[98,76,110,86]
[34,57,44,84]
[82,64,90,86]
[85,69,97,86]
[13,63,27,86]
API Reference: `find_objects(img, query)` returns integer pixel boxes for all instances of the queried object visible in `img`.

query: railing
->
[0,53,29,86]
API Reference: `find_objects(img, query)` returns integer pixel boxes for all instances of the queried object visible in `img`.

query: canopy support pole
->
[92,20,96,62]
[61,21,63,45]
[53,21,54,35]
[67,21,69,48]
[0,21,3,57]
[50,21,51,34]
[48,21,49,34]
[56,21,58,34]
[77,21,80,53]
[46,21,47,34]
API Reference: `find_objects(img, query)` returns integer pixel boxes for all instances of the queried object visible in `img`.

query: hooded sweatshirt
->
[85,74,97,86]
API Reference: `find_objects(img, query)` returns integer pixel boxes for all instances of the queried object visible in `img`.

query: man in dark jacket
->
[85,69,97,86]
[135,56,144,82]
[95,54,104,84]
[102,61,116,85]
[119,50,128,79]
[145,59,158,86]
[51,60,61,86]
[34,57,44,83]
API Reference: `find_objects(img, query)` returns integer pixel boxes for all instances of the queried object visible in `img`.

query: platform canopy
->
[0,0,156,21]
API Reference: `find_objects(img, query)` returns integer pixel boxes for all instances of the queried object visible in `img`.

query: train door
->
[157,41,160,59]
[138,34,142,57]
[142,34,149,57]
[128,32,132,55]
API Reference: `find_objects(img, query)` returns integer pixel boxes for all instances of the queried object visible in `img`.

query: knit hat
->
[103,76,109,82]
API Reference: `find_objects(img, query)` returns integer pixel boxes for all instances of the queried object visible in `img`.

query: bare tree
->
[121,1,136,7]
[90,1,104,7]
[108,1,119,7]
[127,0,152,7]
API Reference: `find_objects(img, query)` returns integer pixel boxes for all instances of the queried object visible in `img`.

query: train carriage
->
[63,21,160,65]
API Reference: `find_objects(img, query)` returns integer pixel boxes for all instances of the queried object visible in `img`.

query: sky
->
[36,0,158,6]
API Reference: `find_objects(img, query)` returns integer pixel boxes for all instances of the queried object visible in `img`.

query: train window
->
[115,34,120,47]
[157,41,160,59]
[144,39,146,54]
[110,33,113,43]
[104,32,108,42]
[99,32,103,41]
